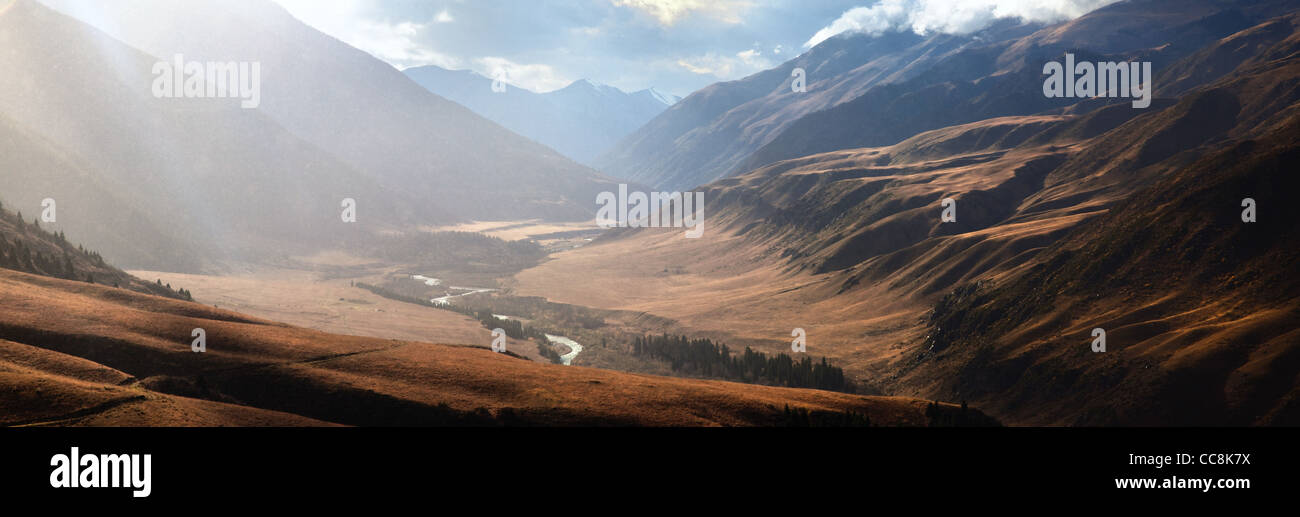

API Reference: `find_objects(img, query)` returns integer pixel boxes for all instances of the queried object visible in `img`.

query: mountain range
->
[599,0,1300,192]
[0,0,622,271]
[405,67,679,166]
[4,0,1299,427]
[512,0,1300,425]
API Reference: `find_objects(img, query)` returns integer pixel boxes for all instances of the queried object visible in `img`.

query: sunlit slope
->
[0,0,403,270]
[0,339,335,426]
[38,0,621,222]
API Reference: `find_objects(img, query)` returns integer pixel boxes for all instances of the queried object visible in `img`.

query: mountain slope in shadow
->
[917,106,1300,425]
[741,0,1298,176]
[512,12,1300,426]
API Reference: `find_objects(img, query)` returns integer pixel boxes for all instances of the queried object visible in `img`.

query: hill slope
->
[913,65,1300,426]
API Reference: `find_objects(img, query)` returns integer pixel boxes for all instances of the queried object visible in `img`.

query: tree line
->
[0,202,191,300]
[631,333,856,393]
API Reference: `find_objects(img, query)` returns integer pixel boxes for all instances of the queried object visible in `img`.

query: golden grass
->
[0,268,952,426]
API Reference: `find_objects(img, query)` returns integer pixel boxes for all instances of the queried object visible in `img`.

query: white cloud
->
[273,0,459,69]
[476,57,572,92]
[737,48,764,65]
[612,0,753,26]
[435,9,454,23]
[805,0,1120,47]
[676,48,771,78]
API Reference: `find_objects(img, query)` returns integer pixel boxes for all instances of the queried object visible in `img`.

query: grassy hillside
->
[512,13,1300,426]
[916,109,1300,425]
[0,265,990,426]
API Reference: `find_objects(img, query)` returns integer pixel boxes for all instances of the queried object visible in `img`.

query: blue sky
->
[269,0,871,96]
[270,0,1117,97]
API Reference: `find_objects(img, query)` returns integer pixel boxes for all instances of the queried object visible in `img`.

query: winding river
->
[412,275,583,365]
[409,275,497,305]
[544,334,584,366]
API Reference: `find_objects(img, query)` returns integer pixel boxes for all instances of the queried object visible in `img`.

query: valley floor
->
[0,267,980,426]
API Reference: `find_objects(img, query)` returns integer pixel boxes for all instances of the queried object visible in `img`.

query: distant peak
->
[634,87,681,106]
[563,78,605,91]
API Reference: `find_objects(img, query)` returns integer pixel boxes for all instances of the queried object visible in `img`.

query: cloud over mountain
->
[806,0,1120,47]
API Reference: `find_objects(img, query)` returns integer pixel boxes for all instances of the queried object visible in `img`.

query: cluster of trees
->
[466,295,607,331]
[534,340,564,364]
[471,309,544,340]
[0,206,104,283]
[631,333,855,393]
[368,231,546,274]
[155,279,193,301]
[0,202,192,300]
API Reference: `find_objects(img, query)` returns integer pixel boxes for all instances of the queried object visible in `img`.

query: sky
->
[269,0,1118,97]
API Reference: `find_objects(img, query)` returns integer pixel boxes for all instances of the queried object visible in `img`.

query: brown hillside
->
[512,15,1300,425]
[0,268,983,426]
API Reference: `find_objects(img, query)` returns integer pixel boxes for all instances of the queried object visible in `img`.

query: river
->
[544,334,584,366]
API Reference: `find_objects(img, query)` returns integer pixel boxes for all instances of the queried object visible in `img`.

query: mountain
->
[594,22,1040,191]
[740,0,1294,174]
[34,0,621,224]
[510,9,1300,425]
[598,0,1298,192]
[908,13,1300,425]
[404,67,677,166]
[0,0,407,271]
